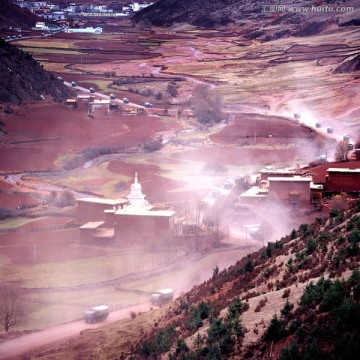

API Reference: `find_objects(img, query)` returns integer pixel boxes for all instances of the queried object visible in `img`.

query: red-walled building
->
[325,168,360,193]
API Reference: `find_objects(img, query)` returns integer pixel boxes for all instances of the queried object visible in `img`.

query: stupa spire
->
[127,172,146,207]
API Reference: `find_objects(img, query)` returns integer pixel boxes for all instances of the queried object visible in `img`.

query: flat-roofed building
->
[260,169,297,181]
[114,206,176,246]
[267,176,312,204]
[239,186,268,205]
[325,168,360,193]
[76,198,128,225]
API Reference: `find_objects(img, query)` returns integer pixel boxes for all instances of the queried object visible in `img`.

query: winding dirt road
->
[0,303,151,360]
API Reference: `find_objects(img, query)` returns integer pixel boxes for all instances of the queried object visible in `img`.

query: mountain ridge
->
[133,0,360,39]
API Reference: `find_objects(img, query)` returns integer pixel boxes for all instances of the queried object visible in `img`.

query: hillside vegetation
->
[30,200,360,359]
[0,39,72,105]
[0,0,39,29]
[0,0,72,105]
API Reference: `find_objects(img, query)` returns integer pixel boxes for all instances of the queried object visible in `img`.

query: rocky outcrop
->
[333,53,360,74]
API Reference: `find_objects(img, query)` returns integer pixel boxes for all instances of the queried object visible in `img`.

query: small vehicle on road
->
[150,289,174,306]
[84,305,109,323]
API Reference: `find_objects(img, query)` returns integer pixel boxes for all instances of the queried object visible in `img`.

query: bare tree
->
[183,201,204,252]
[0,285,26,332]
[162,93,171,116]
[204,204,223,248]
[335,140,349,162]
[191,84,223,125]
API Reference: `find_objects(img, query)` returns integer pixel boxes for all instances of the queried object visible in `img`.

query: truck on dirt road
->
[150,289,174,306]
[84,305,109,323]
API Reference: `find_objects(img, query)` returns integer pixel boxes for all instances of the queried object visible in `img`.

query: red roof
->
[301,161,360,183]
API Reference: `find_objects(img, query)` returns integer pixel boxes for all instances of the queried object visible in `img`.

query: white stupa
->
[126,172,149,208]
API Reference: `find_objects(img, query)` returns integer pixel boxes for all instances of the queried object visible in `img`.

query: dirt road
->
[0,303,151,360]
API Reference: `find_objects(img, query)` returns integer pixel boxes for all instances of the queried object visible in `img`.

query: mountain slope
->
[129,200,360,359]
[0,39,72,105]
[132,0,360,34]
[133,0,248,27]
[0,0,40,29]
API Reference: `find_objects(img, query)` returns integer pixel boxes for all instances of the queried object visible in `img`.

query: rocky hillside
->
[128,200,360,359]
[0,39,72,105]
[0,0,40,29]
[30,200,360,359]
[333,53,360,74]
[133,0,360,38]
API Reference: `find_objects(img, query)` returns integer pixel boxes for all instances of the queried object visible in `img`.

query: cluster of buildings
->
[239,165,360,211]
[65,93,144,114]
[14,1,153,21]
[75,162,360,248]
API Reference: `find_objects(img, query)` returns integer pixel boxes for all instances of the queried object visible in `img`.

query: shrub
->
[143,140,163,152]
[244,257,254,273]
[167,83,178,97]
[227,297,243,319]
[138,326,175,356]
[262,314,287,341]
[287,258,294,272]
[175,338,189,356]
[282,288,291,298]
[320,280,346,312]
[130,311,136,319]
[0,208,16,220]
[186,301,212,330]
[198,301,212,320]
[306,238,317,255]
[114,181,127,191]
[212,265,219,278]
[300,277,332,307]
[280,299,294,318]
[329,208,341,218]
[55,190,76,207]
[278,341,300,360]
